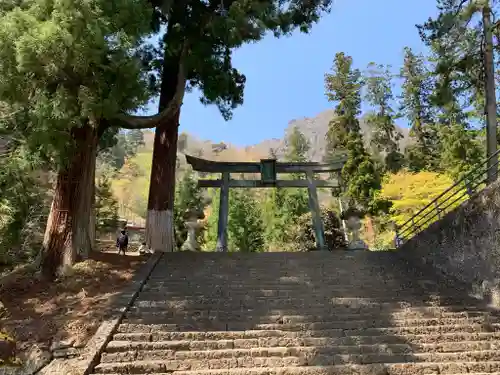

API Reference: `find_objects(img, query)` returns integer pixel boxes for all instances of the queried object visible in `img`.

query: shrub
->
[290,209,347,251]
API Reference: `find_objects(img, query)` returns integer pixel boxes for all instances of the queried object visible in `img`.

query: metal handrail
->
[395,149,500,246]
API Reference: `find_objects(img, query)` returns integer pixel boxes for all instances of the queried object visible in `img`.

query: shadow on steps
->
[95,251,500,374]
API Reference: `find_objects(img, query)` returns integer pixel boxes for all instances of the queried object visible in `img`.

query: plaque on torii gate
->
[186,155,347,252]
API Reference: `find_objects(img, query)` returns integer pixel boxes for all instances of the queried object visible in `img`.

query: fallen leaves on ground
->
[0,251,145,357]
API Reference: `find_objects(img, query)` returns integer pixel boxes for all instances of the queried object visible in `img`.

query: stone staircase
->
[90,251,500,374]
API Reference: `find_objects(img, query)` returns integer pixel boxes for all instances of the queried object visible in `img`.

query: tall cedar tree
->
[285,125,310,162]
[324,53,388,214]
[418,0,497,180]
[0,0,178,279]
[398,47,440,171]
[324,53,362,156]
[95,175,119,234]
[425,16,483,178]
[145,0,333,252]
[363,63,404,173]
[266,126,309,247]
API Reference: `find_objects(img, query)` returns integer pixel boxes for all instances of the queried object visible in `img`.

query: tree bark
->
[89,165,96,253]
[41,124,98,280]
[145,47,183,252]
[146,109,180,252]
[482,2,498,183]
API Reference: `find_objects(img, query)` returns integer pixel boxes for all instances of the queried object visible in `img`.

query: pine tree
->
[95,175,119,234]
[228,190,265,252]
[342,132,388,214]
[285,126,310,163]
[324,53,388,214]
[265,127,310,248]
[418,0,497,179]
[364,63,404,173]
[428,32,483,179]
[398,47,439,172]
[324,52,363,157]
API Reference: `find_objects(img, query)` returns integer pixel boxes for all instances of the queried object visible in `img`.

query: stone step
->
[128,300,475,311]
[114,323,500,339]
[102,340,500,360]
[91,374,500,375]
[139,286,441,293]
[126,309,492,330]
[142,278,432,284]
[120,316,495,330]
[146,269,406,275]
[100,347,500,364]
[111,332,500,346]
[140,282,445,290]
[92,351,500,373]
[124,304,490,315]
[91,364,500,375]
[137,288,442,301]
[134,294,468,304]
[123,309,496,322]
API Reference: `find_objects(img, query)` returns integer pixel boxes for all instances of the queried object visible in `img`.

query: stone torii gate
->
[186,155,347,252]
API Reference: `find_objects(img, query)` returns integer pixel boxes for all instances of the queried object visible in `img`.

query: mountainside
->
[246,109,411,162]
[160,109,411,163]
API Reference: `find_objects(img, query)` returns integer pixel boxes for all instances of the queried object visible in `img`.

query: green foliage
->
[262,124,312,249]
[399,47,440,172]
[99,130,146,170]
[438,123,483,180]
[204,188,265,252]
[0,147,47,267]
[342,132,389,215]
[265,187,309,248]
[380,170,456,226]
[150,0,333,122]
[324,52,363,155]
[95,174,119,234]
[289,209,346,251]
[324,52,389,216]
[228,190,265,252]
[0,0,154,165]
[415,1,492,178]
[204,188,220,251]
[285,126,310,162]
[174,169,206,249]
[363,63,404,173]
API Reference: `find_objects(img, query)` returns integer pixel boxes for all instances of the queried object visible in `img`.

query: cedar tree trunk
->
[41,124,98,279]
[145,51,182,252]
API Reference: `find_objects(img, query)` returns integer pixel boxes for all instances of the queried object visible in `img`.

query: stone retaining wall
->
[399,179,500,306]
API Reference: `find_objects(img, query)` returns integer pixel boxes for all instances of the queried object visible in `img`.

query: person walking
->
[116,229,129,255]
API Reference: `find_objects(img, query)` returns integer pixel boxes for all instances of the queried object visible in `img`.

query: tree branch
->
[112,40,188,130]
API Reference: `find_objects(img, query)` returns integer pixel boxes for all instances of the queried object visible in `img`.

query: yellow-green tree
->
[380,170,458,226]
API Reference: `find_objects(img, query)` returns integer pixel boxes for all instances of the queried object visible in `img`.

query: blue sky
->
[148,0,440,147]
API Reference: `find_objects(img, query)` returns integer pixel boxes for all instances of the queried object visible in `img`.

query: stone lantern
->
[341,207,368,250]
[181,208,205,252]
